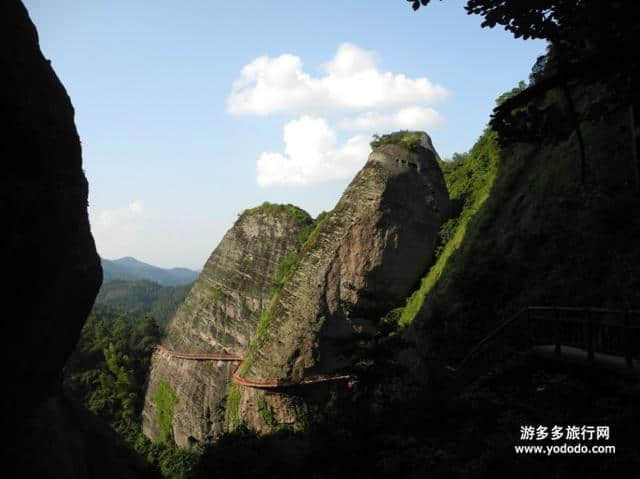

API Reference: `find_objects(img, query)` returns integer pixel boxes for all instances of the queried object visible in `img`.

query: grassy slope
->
[406,79,640,363]
[233,210,328,379]
[398,129,500,327]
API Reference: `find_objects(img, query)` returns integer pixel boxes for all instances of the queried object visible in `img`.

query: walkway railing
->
[153,344,356,389]
[155,306,638,393]
[448,306,640,385]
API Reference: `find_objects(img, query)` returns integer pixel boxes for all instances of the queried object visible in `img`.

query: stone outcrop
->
[142,206,310,446]
[234,132,450,430]
[0,0,101,434]
[0,3,144,476]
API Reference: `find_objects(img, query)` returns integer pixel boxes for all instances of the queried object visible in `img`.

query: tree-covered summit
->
[239,202,313,226]
[370,131,425,152]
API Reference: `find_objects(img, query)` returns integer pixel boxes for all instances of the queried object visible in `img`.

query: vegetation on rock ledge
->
[370,131,423,152]
[235,210,329,380]
[225,383,241,431]
[239,202,313,226]
[257,396,276,428]
[397,128,500,326]
[154,381,178,443]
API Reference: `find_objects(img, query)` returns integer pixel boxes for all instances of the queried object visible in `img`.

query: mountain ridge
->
[101,256,199,286]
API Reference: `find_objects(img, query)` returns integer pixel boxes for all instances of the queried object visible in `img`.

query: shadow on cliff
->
[9,390,161,479]
[406,75,640,371]
[188,77,640,477]
[187,357,640,479]
[1,0,103,435]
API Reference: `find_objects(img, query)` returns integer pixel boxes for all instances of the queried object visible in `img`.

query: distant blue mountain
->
[101,256,199,286]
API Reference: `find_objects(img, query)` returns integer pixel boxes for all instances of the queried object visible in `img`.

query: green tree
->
[407,1,639,50]
[494,80,527,107]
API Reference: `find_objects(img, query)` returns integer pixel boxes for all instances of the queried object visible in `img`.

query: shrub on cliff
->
[370,131,423,152]
[239,202,312,226]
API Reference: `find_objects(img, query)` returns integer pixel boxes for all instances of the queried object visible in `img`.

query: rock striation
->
[142,206,310,446]
[233,132,450,430]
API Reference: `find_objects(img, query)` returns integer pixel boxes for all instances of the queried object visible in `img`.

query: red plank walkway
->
[153,344,356,389]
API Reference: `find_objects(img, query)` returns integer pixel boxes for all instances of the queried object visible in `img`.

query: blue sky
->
[24,0,545,269]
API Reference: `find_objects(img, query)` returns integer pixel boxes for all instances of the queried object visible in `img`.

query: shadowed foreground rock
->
[0,0,101,435]
[0,2,160,477]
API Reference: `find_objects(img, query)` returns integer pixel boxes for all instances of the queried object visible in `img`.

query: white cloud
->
[339,106,444,131]
[98,200,144,229]
[228,43,447,115]
[229,43,449,187]
[257,116,370,187]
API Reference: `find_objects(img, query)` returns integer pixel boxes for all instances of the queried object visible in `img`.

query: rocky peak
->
[142,204,311,446]
[232,131,451,431]
[369,131,442,174]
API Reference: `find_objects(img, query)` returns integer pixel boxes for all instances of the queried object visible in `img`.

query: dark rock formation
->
[9,395,158,479]
[0,0,101,436]
[234,132,450,431]
[142,207,310,446]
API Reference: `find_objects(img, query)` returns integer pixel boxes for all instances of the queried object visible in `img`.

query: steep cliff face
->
[233,132,450,431]
[0,0,101,433]
[142,206,310,447]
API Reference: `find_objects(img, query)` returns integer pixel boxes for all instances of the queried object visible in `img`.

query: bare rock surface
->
[142,207,309,446]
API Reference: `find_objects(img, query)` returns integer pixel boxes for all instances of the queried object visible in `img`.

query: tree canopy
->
[408,0,640,187]
[407,1,640,57]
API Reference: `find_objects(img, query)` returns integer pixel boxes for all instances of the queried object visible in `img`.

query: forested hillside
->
[95,280,192,328]
[63,283,200,478]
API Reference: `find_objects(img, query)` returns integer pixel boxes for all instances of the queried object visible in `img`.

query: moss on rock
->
[154,381,178,443]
